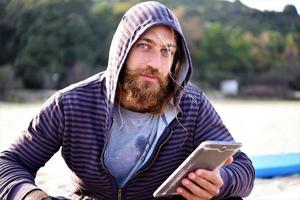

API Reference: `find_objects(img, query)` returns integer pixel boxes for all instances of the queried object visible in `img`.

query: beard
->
[118,66,173,113]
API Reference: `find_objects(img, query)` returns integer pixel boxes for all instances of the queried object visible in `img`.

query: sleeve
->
[0,93,65,200]
[194,93,255,199]
[7,183,40,200]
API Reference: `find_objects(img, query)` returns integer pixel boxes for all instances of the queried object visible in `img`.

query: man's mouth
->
[140,74,158,83]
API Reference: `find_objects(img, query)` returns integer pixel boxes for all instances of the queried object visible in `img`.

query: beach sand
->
[1,100,300,199]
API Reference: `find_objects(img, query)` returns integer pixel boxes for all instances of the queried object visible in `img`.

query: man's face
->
[120,25,177,112]
[126,25,177,82]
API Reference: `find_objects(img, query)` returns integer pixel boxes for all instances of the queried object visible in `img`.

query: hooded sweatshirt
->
[0,1,254,200]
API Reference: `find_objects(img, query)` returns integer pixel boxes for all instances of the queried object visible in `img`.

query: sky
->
[227,0,300,13]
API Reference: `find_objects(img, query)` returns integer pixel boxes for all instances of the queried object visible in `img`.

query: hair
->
[116,28,185,115]
[156,33,184,114]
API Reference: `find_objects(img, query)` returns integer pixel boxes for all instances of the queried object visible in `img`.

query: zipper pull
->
[117,188,122,200]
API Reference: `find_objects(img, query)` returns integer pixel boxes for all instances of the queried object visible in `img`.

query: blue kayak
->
[250,153,300,178]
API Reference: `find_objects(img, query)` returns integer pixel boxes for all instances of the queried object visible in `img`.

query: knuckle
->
[204,194,213,200]
[204,181,211,189]
[219,178,224,187]
[191,196,198,200]
[214,188,220,195]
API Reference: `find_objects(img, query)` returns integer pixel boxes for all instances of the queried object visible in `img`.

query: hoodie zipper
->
[117,188,122,200]
[100,110,175,197]
[101,129,174,199]
[114,130,174,199]
[101,164,123,200]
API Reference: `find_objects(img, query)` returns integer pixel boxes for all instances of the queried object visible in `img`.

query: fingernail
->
[183,179,189,185]
[196,170,202,175]
[189,173,196,179]
[177,188,183,193]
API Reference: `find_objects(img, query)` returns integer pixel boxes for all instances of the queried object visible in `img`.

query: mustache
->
[125,67,162,79]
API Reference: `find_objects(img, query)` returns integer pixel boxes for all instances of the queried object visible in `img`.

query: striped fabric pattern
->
[0,1,254,200]
[106,1,192,104]
[0,79,254,199]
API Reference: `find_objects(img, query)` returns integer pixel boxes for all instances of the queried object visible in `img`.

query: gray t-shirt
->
[104,105,160,187]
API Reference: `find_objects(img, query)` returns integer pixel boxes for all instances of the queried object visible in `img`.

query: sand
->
[1,100,300,199]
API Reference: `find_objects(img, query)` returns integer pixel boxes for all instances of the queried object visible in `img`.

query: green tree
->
[91,2,120,66]
[250,31,285,74]
[12,0,98,88]
[193,23,252,87]
[282,33,299,63]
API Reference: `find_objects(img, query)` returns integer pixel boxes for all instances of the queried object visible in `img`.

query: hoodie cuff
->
[8,183,39,200]
[213,167,232,200]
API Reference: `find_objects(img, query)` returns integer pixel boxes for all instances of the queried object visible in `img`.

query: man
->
[0,1,255,200]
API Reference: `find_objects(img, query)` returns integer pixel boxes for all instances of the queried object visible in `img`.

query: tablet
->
[153,140,242,198]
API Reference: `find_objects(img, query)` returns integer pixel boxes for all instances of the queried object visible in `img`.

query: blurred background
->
[1,0,300,97]
[0,0,300,199]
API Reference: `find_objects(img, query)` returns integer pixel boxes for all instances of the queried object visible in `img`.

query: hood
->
[105,1,193,104]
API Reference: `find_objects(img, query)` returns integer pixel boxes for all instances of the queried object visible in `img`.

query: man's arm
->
[177,152,254,199]
[0,94,64,199]
[23,189,51,200]
[184,93,255,199]
[216,151,254,199]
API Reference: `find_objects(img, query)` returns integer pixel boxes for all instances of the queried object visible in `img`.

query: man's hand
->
[23,189,52,200]
[176,156,233,200]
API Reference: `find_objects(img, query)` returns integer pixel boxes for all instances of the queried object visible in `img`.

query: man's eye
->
[137,43,149,49]
[161,48,174,57]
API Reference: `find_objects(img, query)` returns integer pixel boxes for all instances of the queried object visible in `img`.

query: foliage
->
[1,0,118,89]
[0,0,300,92]
[191,23,253,87]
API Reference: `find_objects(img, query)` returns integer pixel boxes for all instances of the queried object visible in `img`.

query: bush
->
[0,65,23,99]
[289,74,300,90]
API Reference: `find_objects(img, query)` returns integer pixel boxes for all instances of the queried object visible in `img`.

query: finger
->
[188,172,220,196]
[224,156,233,165]
[177,186,206,200]
[181,178,213,199]
[195,169,223,187]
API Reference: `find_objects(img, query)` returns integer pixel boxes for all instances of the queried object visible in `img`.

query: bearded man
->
[0,1,254,200]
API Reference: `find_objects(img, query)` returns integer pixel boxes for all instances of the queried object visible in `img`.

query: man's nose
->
[146,52,161,70]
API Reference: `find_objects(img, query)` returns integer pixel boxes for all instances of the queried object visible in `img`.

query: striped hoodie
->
[0,1,254,200]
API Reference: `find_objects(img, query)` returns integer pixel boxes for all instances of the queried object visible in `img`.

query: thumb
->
[224,156,233,165]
